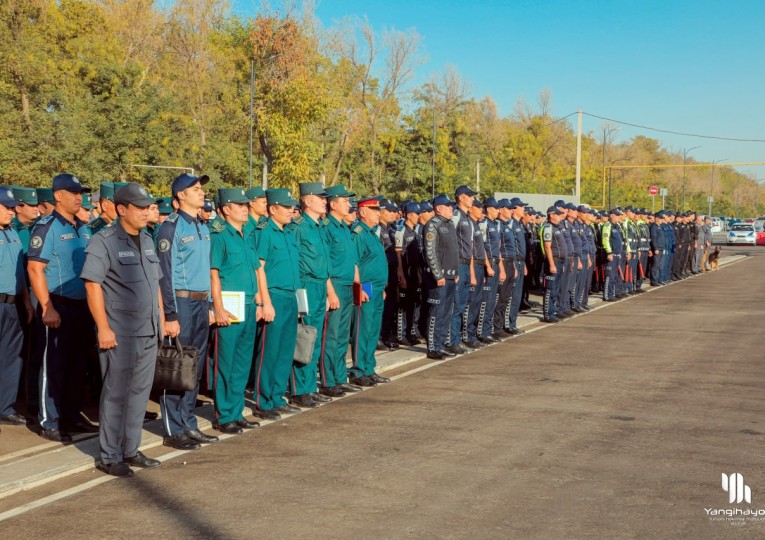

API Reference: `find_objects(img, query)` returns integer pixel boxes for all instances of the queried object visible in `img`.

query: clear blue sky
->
[233,0,765,179]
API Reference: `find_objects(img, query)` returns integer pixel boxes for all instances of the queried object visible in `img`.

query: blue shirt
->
[27,211,91,299]
[482,218,501,259]
[510,218,527,259]
[0,226,25,295]
[156,210,211,320]
[499,219,517,259]
[450,208,474,261]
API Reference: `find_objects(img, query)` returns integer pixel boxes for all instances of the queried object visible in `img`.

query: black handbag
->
[152,337,199,392]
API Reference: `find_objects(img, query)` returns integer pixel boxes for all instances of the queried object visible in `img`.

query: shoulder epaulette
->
[352,224,363,235]
[209,218,225,233]
[321,217,329,226]
[37,215,54,226]
[166,213,179,223]
[292,215,305,226]
[257,220,269,230]
[86,217,102,230]
[101,226,117,238]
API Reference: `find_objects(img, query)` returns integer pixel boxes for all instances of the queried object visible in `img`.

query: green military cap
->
[12,186,38,205]
[325,185,355,199]
[245,186,266,200]
[99,182,115,200]
[37,187,55,204]
[213,194,220,207]
[81,192,94,210]
[298,182,328,197]
[266,188,299,207]
[157,198,173,215]
[218,188,249,205]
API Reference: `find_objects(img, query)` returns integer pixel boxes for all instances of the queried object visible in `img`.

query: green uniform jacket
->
[255,218,301,294]
[323,214,357,285]
[289,214,330,285]
[352,221,388,292]
[11,217,33,253]
[210,216,260,303]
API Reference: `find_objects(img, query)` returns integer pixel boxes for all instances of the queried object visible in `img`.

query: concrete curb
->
[0,254,747,501]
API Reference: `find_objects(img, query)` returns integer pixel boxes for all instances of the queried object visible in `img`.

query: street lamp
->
[709,158,727,216]
[682,146,701,211]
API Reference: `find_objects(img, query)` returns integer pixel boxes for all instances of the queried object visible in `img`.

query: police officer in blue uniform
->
[540,206,568,323]
[505,198,528,334]
[81,184,163,476]
[493,199,516,338]
[650,211,668,286]
[0,188,34,430]
[379,198,401,349]
[156,173,219,451]
[394,201,423,346]
[477,198,503,343]
[27,174,96,442]
[601,209,626,301]
[565,203,585,312]
[421,194,459,359]
[448,185,476,355]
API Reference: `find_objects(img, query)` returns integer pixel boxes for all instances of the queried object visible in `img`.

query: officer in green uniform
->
[350,196,391,387]
[88,182,128,234]
[77,192,95,223]
[245,186,268,230]
[286,182,335,408]
[252,189,301,420]
[36,188,55,220]
[319,185,361,397]
[11,187,39,253]
[209,188,263,433]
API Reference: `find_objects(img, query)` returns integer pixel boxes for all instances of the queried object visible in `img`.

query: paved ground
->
[2,247,764,539]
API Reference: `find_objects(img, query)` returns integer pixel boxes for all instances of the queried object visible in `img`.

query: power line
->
[582,112,765,143]
[544,111,578,127]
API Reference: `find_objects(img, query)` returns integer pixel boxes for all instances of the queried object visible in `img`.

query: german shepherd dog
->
[706,246,721,271]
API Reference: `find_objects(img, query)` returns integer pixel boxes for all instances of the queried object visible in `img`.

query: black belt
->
[459,258,471,265]
[488,258,500,263]
[50,294,86,305]
[516,256,525,262]
[175,290,210,301]
[0,293,16,304]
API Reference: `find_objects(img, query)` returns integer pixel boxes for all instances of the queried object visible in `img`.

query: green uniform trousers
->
[290,281,326,396]
[254,291,297,411]
[211,303,257,424]
[351,293,383,378]
[320,282,353,388]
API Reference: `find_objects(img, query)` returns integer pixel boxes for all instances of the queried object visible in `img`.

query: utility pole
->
[476,157,480,195]
[431,107,436,198]
[575,109,582,202]
[249,59,255,189]
[682,146,701,211]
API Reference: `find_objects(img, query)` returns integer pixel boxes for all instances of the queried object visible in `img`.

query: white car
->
[710,218,723,233]
[727,223,757,245]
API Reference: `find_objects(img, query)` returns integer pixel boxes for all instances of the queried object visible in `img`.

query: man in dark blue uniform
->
[394,201,423,346]
[0,188,34,431]
[156,173,219,450]
[477,198,503,343]
[540,206,567,323]
[448,185,476,355]
[421,195,459,359]
[27,174,96,442]
[81,184,163,476]
[493,199,516,338]
[601,209,626,301]
[650,212,668,286]
[506,198,528,333]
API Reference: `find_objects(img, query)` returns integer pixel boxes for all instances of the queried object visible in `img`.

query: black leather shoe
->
[143,411,159,421]
[509,327,525,335]
[309,392,332,402]
[253,407,282,420]
[236,418,260,429]
[519,302,533,311]
[502,328,516,336]
[376,340,390,351]
[440,348,456,357]
[336,383,362,393]
[319,386,346,398]
[0,413,27,425]
[214,421,243,434]
[349,376,377,387]
[185,429,219,443]
[274,404,302,414]
[542,317,559,323]
[464,340,484,349]
[405,336,422,346]
[163,433,201,451]
[40,428,72,443]
[571,307,586,313]
[369,373,391,384]
[427,351,445,360]
[124,451,161,468]
[97,461,134,477]
[62,420,99,434]
[480,335,499,343]
[446,344,466,355]
[290,394,320,409]
[383,340,400,349]
[491,332,507,341]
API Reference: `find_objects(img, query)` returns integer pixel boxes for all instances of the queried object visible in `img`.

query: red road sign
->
[648,185,659,196]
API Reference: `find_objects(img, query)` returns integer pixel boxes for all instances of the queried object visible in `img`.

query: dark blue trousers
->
[449,263,471,346]
[159,297,208,436]
[508,260,525,328]
[479,260,500,338]
[651,252,665,285]
[556,256,571,313]
[0,303,23,417]
[424,275,456,353]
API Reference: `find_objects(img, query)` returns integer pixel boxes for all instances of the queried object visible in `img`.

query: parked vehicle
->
[727,223,765,245]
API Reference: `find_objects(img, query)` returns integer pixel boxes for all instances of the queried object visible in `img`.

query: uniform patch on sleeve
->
[425,231,436,241]
[158,239,171,252]
[30,236,43,249]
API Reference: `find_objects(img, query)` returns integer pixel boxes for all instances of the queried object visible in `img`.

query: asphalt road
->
[3,249,765,539]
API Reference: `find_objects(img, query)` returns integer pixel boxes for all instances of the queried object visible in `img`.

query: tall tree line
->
[0,0,761,215]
